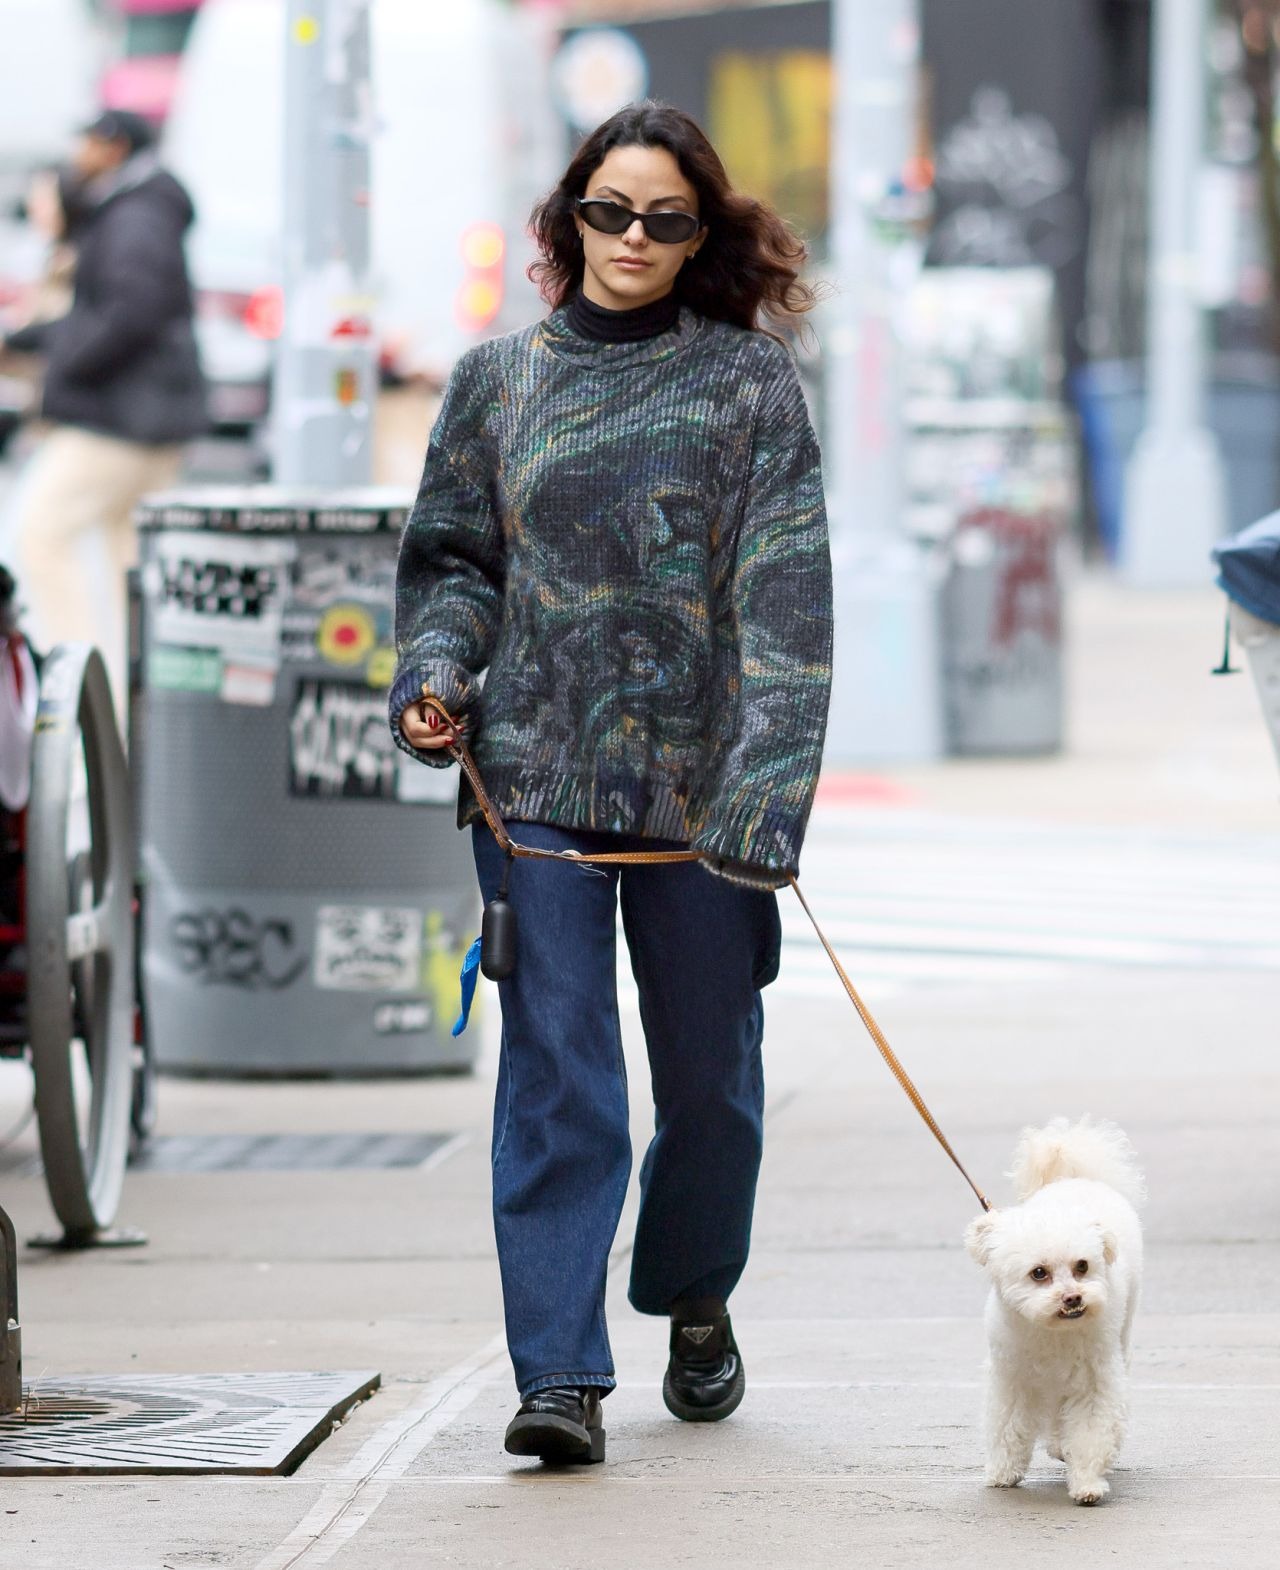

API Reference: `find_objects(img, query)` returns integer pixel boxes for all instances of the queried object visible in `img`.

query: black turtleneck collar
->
[566,287,681,344]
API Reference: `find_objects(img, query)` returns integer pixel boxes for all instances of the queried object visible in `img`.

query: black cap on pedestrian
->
[80,109,155,155]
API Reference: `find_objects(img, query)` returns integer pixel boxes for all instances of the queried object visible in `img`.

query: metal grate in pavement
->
[0,1370,380,1475]
[124,1131,451,1174]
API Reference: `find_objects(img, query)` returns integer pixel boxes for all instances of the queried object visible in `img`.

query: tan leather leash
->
[783,874,991,1212]
[421,693,992,1214]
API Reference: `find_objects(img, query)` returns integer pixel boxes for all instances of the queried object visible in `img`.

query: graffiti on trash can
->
[288,679,398,799]
[146,533,291,691]
[958,509,1060,649]
[944,507,1063,752]
[171,908,308,990]
[159,556,282,619]
[993,521,1059,649]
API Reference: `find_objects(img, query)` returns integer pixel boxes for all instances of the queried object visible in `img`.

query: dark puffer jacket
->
[6,156,208,445]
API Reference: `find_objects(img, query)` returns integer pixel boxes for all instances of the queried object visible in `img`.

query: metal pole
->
[823,0,943,764]
[275,0,378,488]
[828,1,911,553]
[1122,0,1226,585]
[0,1203,20,1413]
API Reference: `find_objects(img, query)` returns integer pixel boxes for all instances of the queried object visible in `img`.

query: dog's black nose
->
[1062,1294,1083,1310]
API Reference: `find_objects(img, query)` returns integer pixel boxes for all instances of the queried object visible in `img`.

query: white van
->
[163,0,562,432]
[0,0,99,198]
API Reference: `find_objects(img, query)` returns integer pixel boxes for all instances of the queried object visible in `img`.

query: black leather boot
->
[663,1297,745,1422]
[504,1386,606,1463]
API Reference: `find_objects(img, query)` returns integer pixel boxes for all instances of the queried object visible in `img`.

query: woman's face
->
[575,143,705,312]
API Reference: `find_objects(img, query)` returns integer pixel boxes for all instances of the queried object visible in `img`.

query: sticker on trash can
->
[373,1001,431,1035]
[316,604,377,666]
[280,544,396,670]
[146,532,290,704]
[313,905,423,992]
[289,542,397,610]
[220,659,278,707]
[149,644,224,694]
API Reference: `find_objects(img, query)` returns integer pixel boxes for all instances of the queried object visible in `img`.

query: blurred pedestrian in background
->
[392,101,832,1466]
[0,109,206,705]
[20,163,82,324]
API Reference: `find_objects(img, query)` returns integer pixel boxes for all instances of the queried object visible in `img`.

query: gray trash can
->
[941,506,1064,755]
[133,486,481,1075]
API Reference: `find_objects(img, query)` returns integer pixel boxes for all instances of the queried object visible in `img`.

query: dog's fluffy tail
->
[1008,1116,1146,1208]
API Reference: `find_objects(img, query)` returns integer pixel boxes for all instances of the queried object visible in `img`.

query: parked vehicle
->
[1214,513,1280,772]
[162,0,561,444]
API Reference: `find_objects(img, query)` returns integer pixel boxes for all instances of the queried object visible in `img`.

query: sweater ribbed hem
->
[456,763,702,843]
[454,760,807,890]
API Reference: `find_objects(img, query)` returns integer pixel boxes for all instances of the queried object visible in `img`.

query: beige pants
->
[16,426,183,709]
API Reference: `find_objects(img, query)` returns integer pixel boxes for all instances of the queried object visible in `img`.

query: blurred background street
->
[0,1,1278,1566]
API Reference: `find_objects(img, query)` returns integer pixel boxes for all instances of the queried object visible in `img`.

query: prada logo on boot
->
[681,1325,715,1345]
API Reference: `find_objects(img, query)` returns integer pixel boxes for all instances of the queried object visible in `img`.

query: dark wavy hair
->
[529,101,818,337]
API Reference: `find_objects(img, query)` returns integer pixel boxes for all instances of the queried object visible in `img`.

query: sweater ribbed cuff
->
[692,802,803,891]
[388,662,475,768]
[699,857,790,892]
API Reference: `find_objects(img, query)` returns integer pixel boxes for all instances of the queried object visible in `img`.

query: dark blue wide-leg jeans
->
[471,820,781,1400]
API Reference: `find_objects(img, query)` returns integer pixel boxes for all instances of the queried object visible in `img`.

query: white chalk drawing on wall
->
[930,87,1083,270]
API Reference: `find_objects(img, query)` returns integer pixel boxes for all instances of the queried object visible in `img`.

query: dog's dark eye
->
[1029,1266,1049,1281]
[1074,1260,1089,1276]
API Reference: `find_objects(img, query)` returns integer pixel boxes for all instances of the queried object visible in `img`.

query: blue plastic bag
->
[451,937,482,1038]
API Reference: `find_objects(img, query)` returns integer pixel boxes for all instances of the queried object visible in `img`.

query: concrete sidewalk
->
[0,575,1277,1568]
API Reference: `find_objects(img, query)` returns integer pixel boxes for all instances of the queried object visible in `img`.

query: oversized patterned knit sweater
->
[389,303,833,890]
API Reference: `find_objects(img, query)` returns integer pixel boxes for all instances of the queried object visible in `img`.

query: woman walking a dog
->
[391,101,833,1464]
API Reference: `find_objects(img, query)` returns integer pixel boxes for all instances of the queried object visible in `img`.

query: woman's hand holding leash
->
[399,696,466,752]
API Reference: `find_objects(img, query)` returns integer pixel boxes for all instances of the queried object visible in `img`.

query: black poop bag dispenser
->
[481,851,517,979]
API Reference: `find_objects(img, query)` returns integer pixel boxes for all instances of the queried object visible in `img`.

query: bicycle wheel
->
[26,644,135,1240]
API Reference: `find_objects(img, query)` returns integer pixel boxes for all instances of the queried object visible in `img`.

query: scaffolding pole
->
[1122,0,1226,585]
[275,0,378,487]
[824,0,943,763]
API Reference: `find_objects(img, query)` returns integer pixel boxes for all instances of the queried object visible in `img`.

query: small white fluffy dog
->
[964,1117,1145,1505]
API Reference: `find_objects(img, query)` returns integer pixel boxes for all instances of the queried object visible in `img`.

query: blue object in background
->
[1072,358,1280,559]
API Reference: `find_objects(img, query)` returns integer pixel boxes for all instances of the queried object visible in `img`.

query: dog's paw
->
[1069,1477,1110,1506]
[985,1467,1025,1489]
[1046,1443,1064,1463]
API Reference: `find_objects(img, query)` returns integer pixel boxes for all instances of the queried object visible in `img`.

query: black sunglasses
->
[576,197,701,246]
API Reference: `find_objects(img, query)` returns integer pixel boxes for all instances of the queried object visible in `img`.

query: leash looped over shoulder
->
[417,692,992,1213]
